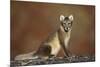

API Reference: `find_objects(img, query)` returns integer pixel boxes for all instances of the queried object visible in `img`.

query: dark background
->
[11,1,95,60]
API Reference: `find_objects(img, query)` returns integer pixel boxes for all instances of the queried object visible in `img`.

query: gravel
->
[10,55,95,67]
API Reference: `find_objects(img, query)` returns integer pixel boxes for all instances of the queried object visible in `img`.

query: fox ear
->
[60,15,65,21]
[69,14,74,21]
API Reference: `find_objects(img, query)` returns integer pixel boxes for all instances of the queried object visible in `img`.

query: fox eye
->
[63,22,66,24]
[68,23,71,25]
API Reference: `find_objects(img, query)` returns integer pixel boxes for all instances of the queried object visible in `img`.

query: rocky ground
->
[11,55,95,67]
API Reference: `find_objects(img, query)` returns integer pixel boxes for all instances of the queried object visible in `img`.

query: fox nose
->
[64,27,68,32]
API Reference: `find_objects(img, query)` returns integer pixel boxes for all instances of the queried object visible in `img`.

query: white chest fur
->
[64,34,70,47]
[60,26,71,48]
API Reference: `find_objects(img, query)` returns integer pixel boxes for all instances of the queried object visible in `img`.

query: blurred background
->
[11,1,95,60]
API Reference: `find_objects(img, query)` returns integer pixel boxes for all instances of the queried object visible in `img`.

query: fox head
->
[60,15,74,32]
